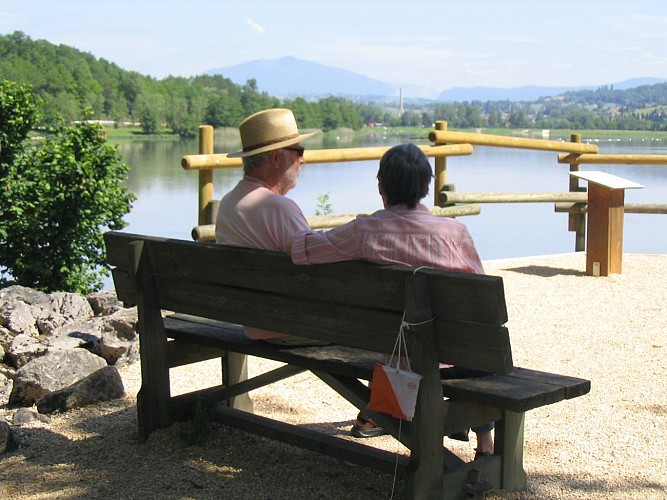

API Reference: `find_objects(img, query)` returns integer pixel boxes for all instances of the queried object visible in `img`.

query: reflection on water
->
[112,132,667,268]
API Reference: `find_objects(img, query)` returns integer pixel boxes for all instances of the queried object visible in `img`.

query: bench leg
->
[136,308,172,440]
[496,410,527,491]
[222,352,254,412]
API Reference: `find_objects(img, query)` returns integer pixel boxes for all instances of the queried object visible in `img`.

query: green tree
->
[0,80,39,171]
[508,107,530,128]
[205,94,244,127]
[0,80,40,247]
[1,99,135,293]
[487,110,504,127]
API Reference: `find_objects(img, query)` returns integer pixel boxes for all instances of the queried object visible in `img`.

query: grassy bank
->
[102,126,180,140]
[100,124,667,143]
[448,127,667,141]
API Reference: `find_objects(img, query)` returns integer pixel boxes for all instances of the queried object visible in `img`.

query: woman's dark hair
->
[377,143,433,209]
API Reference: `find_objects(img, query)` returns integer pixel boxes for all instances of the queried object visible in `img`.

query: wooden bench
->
[104,231,591,500]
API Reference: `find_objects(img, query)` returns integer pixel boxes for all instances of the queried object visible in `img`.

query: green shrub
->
[0,89,135,293]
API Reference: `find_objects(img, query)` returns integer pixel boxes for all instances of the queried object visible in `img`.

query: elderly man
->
[215,108,322,345]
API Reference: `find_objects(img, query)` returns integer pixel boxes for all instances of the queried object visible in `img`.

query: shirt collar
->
[242,175,279,194]
[386,203,430,214]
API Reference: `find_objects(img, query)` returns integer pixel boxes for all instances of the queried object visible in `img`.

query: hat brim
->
[227,131,317,158]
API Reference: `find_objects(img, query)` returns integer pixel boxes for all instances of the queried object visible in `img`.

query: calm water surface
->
[111,132,667,288]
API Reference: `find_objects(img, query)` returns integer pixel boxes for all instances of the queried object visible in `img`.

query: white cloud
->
[246,18,266,35]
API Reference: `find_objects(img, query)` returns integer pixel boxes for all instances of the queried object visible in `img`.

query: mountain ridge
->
[206,56,667,102]
[205,56,397,99]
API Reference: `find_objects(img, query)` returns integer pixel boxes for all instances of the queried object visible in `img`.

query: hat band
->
[242,133,301,153]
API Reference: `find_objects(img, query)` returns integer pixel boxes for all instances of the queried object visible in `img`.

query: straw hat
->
[227,108,317,158]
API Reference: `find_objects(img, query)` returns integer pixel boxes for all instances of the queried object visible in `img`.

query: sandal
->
[350,415,387,438]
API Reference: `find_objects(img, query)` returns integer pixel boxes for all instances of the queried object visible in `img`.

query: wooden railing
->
[428,122,667,274]
[182,125,476,237]
[182,121,667,275]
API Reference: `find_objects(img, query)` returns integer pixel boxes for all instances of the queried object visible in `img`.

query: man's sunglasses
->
[284,146,305,156]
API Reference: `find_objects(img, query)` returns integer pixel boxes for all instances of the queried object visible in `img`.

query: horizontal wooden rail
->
[429,130,599,154]
[558,153,667,165]
[440,191,589,204]
[182,143,474,171]
[555,202,667,214]
[191,204,482,242]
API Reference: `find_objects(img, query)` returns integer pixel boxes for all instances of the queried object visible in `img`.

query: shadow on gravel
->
[504,265,587,277]
[1,401,400,500]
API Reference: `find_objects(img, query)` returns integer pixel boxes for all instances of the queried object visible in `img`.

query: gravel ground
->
[1,252,666,499]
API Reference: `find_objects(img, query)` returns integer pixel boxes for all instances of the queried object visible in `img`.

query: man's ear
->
[268,149,282,167]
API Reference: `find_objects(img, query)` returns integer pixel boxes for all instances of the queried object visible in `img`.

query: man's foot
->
[350,415,387,438]
[448,429,470,442]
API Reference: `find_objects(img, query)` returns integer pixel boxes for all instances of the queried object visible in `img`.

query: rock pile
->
[0,285,137,452]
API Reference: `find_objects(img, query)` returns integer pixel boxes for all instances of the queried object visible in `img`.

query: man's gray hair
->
[242,151,271,174]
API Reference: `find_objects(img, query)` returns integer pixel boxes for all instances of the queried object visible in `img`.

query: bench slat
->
[442,375,563,413]
[441,368,591,413]
[164,315,379,380]
[434,320,513,374]
[505,367,591,400]
[157,277,403,353]
[146,238,407,312]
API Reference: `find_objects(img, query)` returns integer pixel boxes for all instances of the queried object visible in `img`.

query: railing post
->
[570,171,643,276]
[434,121,448,207]
[198,125,215,226]
[568,133,586,252]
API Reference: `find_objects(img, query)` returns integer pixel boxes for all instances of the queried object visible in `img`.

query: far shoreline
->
[102,124,667,143]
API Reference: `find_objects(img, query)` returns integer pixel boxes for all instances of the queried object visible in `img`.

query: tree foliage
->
[0,81,135,293]
[0,32,364,135]
[0,79,40,172]
[2,31,666,135]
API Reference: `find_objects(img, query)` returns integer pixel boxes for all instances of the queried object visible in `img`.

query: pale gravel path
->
[1,253,666,499]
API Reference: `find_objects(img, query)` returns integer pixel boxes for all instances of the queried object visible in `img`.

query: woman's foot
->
[474,430,495,456]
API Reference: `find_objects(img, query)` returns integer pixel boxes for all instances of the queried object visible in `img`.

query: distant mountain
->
[437,78,667,102]
[207,56,667,103]
[205,56,398,99]
[608,77,667,90]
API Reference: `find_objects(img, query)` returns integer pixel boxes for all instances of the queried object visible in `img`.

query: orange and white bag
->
[367,318,422,421]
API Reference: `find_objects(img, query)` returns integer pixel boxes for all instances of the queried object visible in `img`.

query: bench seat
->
[165,314,590,415]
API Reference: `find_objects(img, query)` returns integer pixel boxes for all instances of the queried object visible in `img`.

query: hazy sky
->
[2,0,667,90]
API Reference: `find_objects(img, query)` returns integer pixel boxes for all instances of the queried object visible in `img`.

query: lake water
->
[112,132,667,288]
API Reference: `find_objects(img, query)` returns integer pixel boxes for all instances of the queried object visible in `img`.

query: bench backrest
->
[105,231,513,374]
